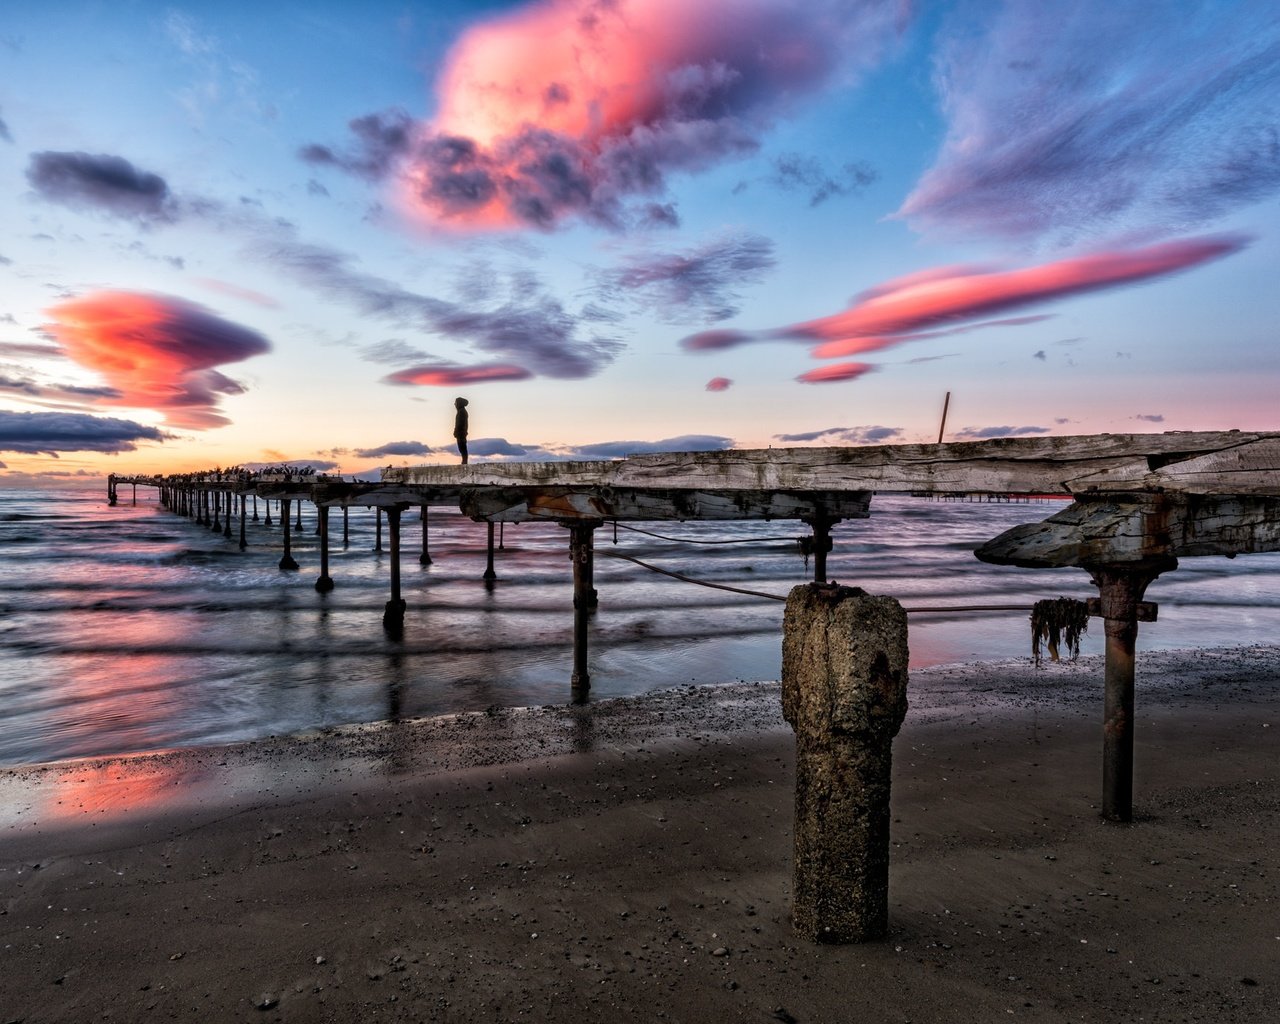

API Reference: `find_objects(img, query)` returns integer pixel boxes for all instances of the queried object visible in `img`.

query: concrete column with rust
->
[782,583,909,943]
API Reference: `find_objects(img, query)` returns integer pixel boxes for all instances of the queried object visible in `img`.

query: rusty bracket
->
[1086,597,1158,622]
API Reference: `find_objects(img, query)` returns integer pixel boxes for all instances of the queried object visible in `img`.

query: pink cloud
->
[399,0,900,230]
[682,235,1250,368]
[705,376,732,392]
[797,362,876,384]
[384,362,533,386]
[42,291,271,429]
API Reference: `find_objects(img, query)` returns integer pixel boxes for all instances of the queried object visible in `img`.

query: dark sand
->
[1,646,1277,1023]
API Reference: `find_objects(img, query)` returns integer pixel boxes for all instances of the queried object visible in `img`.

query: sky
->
[1,0,1278,484]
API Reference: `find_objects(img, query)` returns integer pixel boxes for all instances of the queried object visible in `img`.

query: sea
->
[1,485,1278,768]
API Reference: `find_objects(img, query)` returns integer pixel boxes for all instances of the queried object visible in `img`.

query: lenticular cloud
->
[403,0,901,230]
[43,292,271,429]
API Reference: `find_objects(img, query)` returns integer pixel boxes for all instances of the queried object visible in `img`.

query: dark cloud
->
[1033,349,1046,360]
[595,233,775,324]
[0,108,11,143]
[469,438,532,457]
[1135,413,1165,423]
[257,238,622,379]
[774,425,903,444]
[353,440,437,459]
[570,435,734,459]
[953,425,1052,440]
[27,151,176,223]
[899,1,1280,242]
[0,410,164,456]
[705,377,732,392]
[299,108,415,180]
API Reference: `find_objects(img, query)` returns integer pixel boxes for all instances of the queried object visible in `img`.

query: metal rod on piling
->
[484,521,497,582]
[937,390,951,444]
[1088,558,1174,822]
[279,498,299,570]
[567,521,600,700]
[315,505,334,592]
[383,505,406,631]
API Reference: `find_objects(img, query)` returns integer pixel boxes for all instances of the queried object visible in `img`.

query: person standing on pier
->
[453,397,469,464]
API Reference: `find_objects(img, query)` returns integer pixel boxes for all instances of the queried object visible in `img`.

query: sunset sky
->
[1,0,1277,484]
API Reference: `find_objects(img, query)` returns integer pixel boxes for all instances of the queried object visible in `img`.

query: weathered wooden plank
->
[460,487,873,523]
[975,494,1280,568]
[382,431,1280,497]
[1065,437,1280,496]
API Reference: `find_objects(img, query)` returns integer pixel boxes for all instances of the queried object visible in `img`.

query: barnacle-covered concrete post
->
[782,583,909,943]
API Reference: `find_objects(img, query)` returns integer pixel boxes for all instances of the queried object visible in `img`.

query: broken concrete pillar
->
[782,583,909,943]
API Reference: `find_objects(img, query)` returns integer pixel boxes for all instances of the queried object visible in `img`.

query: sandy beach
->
[1,645,1276,1023]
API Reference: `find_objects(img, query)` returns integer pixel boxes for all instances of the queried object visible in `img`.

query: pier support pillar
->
[343,505,349,548]
[107,474,117,506]
[315,505,334,592]
[565,521,601,700]
[264,499,272,528]
[279,498,299,571]
[222,492,233,539]
[252,494,259,522]
[295,500,303,531]
[801,514,837,583]
[383,505,407,630]
[419,505,432,565]
[782,583,909,943]
[374,507,383,553]
[239,495,247,551]
[131,482,137,506]
[1087,557,1175,823]
[483,521,498,583]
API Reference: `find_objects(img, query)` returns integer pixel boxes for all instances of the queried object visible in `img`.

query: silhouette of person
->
[453,397,469,464]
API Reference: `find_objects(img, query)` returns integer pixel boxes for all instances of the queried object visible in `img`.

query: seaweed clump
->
[1030,597,1090,666]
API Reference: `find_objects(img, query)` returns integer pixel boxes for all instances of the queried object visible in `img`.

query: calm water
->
[1,486,1278,767]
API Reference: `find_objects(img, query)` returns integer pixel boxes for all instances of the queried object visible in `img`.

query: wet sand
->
[1,645,1277,1023]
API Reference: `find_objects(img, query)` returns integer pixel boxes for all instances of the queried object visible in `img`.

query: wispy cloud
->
[594,232,775,324]
[774,425,902,444]
[42,292,271,429]
[736,152,877,206]
[384,363,533,387]
[256,238,622,379]
[705,377,732,392]
[571,434,734,458]
[953,425,1051,440]
[0,410,164,456]
[1135,413,1165,423]
[899,0,1280,243]
[796,362,877,384]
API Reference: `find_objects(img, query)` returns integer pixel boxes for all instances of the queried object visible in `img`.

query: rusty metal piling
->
[1088,558,1175,822]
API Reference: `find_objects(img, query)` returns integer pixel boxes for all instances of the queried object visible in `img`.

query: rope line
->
[604,551,1038,615]
[613,522,799,545]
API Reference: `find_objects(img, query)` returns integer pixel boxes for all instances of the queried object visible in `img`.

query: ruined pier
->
[111,430,1280,937]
